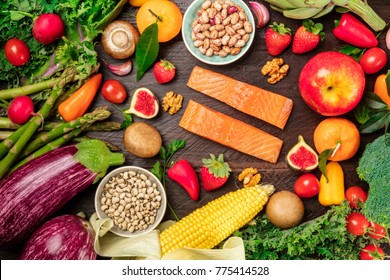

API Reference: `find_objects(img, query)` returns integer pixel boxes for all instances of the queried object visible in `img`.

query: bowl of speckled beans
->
[95,166,167,237]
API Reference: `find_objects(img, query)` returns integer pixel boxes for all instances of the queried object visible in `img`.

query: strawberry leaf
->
[202,153,231,178]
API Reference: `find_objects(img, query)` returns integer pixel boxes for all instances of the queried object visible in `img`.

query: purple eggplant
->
[20,214,96,260]
[0,140,124,249]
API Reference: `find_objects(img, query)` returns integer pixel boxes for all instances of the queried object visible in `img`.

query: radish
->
[32,13,65,45]
[7,96,35,125]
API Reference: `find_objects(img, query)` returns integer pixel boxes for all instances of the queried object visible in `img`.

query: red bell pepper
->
[167,159,200,201]
[333,13,378,49]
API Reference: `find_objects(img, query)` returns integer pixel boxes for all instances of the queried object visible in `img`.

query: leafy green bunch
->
[234,201,372,260]
[0,0,128,86]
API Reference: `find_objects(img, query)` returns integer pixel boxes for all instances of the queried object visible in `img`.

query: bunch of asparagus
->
[0,69,121,179]
[265,0,386,31]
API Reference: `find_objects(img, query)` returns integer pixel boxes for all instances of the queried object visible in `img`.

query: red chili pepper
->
[333,13,378,49]
[167,159,200,201]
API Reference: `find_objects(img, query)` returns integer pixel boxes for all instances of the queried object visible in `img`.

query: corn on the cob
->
[159,185,274,256]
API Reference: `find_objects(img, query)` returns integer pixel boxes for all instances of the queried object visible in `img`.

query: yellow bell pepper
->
[319,161,345,206]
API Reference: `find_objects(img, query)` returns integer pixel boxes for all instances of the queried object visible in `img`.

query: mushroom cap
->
[101,20,140,59]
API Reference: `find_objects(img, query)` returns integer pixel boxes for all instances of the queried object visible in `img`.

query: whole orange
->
[136,0,182,43]
[313,118,360,161]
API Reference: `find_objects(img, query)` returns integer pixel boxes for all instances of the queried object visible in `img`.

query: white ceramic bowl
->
[182,0,255,65]
[95,166,166,237]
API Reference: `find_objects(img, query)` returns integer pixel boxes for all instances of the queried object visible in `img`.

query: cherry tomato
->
[346,212,369,236]
[294,173,320,198]
[101,79,127,104]
[359,47,388,74]
[4,38,30,66]
[368,221,387,240]
[345,186,367,208]
[360,244,384,260]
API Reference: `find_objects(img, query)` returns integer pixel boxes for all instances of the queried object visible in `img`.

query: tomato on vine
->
[360,244,385,260]
[346,212,369,236]
[368,221,387,240]
[345,186,367,208]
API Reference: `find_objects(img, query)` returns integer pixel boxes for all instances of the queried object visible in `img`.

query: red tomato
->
[360,244,384,260]
[346,212,369,236]
[368,221,386,240]
[294,173,320,198]
[4,38,30,66]
[101,79,127,104]
[345,186,367,208]
[359,47,388,74]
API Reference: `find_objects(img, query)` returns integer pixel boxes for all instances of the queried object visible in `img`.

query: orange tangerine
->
[136,0,182,43]
[373,73,390,109]
[313,118,360,161]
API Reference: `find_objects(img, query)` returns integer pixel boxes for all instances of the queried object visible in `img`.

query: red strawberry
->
[153,59,176,84]
[200,154,231,191]
[265,22,292,56]
[292,19,324,54]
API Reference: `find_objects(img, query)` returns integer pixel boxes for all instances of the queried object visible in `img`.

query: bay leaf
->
[135,22,159,81]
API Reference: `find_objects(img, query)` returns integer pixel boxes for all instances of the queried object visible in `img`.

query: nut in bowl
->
[95,166,167,237]
[182,0,255,65]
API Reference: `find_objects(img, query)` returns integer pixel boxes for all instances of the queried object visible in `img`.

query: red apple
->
[298,51,365,116]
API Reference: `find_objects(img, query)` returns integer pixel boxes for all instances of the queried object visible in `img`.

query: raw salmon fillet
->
[187,66,293,129]
[179,100,283,163]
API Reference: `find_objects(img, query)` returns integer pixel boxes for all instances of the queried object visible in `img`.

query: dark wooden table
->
[1,0,389,259]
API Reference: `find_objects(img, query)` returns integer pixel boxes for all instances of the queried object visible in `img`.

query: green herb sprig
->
[151,139,185,221]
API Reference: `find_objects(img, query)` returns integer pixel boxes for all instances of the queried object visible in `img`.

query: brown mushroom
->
[101,20,140,59]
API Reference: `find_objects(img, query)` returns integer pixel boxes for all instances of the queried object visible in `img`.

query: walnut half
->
[261,58,289,84]
[162,91,183,115]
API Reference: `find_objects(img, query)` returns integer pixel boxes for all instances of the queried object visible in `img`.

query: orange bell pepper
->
[58,73,102,122]
[319,161,345,206]
[373,71,390,110]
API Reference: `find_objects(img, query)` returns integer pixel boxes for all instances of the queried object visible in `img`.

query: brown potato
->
[123,122,162,158]
[265,190,304,229]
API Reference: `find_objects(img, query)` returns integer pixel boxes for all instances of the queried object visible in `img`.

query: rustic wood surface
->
[1,0,389,259]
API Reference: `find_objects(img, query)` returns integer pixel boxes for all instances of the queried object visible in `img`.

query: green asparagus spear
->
[0,124,28,159]
[19,106,111,158]
[0,131,13,141]
[11,128,83,171]
[0,78,60,100]
[0,68,76,179]
[0,117,19,129]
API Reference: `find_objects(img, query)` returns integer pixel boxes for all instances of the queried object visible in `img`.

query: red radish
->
[32,13,65,45]
[7,96,35,125]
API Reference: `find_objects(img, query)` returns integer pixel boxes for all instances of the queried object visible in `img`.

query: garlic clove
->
[249,1,270,28]
[103,59,132,76]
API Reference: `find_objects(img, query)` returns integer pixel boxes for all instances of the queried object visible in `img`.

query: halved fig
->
[124,87,159,119]
[286,135,318,172]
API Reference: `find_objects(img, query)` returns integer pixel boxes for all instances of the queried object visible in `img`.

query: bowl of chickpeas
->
[182,0,255,65]
[95,166,167,237]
